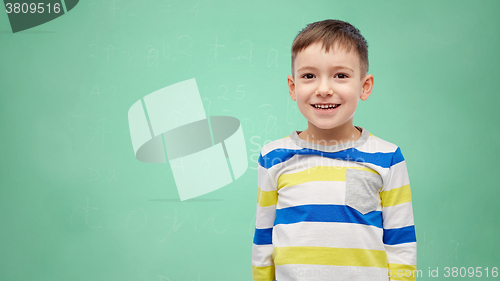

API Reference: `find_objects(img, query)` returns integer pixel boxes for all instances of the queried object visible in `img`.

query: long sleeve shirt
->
[252,127,417,281]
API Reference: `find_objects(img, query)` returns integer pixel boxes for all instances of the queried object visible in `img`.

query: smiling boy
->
[252,20,417,281]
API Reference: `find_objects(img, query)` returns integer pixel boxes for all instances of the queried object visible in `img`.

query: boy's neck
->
[298,123,362,147]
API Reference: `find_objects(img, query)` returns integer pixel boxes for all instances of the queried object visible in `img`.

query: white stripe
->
[276,181,346,209]
[273,222,385,251]
[261,137,301,156]
[276,264,389,281]
[252,243,275,266]
[278,153,369,171]
[383,161,410,191]
[255,203,276,229]
[382,202,415,229]
[385,242,417,265]
[357,135,398,153]
[363,162,389,178]
[258,164,275,192]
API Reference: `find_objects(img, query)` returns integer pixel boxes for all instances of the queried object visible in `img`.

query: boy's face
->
[288,42,373,135]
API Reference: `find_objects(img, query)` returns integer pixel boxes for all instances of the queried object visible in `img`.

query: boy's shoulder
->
[259,133,300,157]
[361,130,401,154]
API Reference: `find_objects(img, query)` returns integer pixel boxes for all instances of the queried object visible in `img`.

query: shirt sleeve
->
[380,147,417,281]
[252,151,277,281]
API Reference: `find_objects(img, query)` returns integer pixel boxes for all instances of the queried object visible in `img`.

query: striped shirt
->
[252,127,417,281]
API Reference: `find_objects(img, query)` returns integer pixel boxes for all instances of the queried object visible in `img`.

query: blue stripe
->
[259,148,399,170]
[253,227,273,245]
[391,147,405,166]
[383,225,416,245]
[274,204,383,228]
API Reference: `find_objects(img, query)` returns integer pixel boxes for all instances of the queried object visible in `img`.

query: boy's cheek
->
[295,84,313,95]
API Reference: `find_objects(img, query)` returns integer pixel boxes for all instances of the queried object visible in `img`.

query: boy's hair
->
[291,19,369,79]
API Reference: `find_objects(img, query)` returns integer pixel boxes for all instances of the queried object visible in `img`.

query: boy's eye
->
[302,73,315,79]
[335,73,348,79]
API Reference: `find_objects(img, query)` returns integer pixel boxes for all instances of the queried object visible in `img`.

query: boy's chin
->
[308,123,338,131]
[308,121,354,131]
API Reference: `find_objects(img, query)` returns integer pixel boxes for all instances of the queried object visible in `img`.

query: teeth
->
[313,104,338,109]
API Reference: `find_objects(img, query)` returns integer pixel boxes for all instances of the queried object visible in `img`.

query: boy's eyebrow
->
[297,65,354,72]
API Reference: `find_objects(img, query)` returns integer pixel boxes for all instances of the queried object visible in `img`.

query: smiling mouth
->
[311,104,340,110]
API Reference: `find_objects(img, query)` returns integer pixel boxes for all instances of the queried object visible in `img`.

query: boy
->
[252,20,417,281]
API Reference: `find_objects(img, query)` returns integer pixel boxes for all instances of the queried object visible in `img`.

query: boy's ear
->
[288,75,296,101]
[360,74,374,101]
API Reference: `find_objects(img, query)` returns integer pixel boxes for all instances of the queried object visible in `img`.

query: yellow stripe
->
[257,187,278,207]
[369,133,374,136]
[277,166,379,190]
[277,166,346,190]
[380,184,412,207]
[252,265,275,281]
[388,263,418,281]
[272,246,388,268]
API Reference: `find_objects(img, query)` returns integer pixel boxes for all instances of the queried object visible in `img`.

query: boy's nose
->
[315,80,333,96]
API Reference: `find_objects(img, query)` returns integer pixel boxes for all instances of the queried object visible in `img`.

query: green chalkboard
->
[1,0,499,280]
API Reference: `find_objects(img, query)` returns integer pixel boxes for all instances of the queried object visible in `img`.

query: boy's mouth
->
[311,103,340,110]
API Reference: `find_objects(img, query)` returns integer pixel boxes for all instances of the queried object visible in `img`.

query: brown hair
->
[291,19,369,79]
